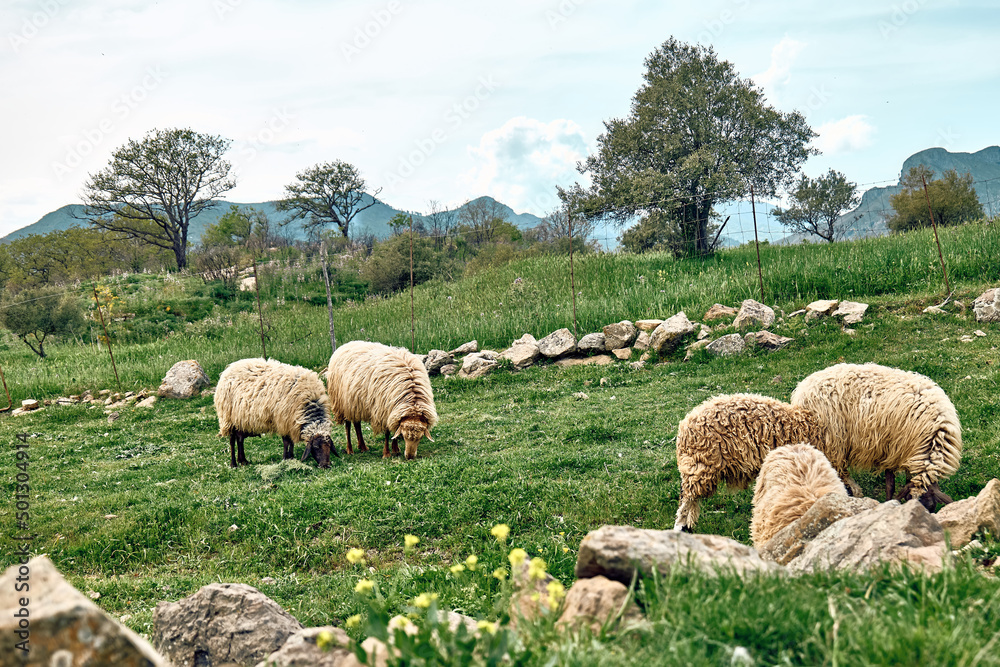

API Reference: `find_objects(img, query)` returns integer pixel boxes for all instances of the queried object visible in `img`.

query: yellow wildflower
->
[527,557,547,580]
[345,614,362,630]
[465,554,478,571]
[316,629,335,651]
[490,524,510,543]
[413,592,438,609]
[450,563,466,575]
[508,548,527,567]
[477,620,498,635]
[346,548,366,565]
[404,534,420,550]
[546,580,565,608]
[354,579,374,595]
[388,615,418,636]
[492,567,508,581]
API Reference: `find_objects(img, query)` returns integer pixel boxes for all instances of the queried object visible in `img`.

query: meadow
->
[2,221,1000,665]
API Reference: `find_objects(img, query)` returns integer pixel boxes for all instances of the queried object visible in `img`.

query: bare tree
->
[277,160,381,240]
[425,200,458,247]
[456,197,512,246]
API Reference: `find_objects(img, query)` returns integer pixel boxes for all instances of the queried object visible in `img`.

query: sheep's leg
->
[344,423,354,456]
[673,494,700,532]
[382,431,391,459]
[236,433,249,466]
[354,422,368,452]
[229,433,238,468]
[885,470,896,502]
[391,437,401,456]
[282,435,294,460]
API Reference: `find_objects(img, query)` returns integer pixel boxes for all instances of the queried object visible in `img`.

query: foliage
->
[0,286,85,357]
[523,209,598,254]
[773,169,861,243]
[565,38,815,257]
[200,205,281,251]
[456,198,517,246]
[359,234,458,294]
[887,166,984,232]
[81,128,235,269]
[277,160,381,239]
[425,200,459,248]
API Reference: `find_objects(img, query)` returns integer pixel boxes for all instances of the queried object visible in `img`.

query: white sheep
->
[790,362,961,510]
[214,358,337,468]
[326,341,438,459]
[673,393,827,532]
[750,443,847,550]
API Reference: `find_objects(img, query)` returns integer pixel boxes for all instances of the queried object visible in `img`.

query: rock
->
[704,304,738,321]
[450,340,478,356]
[458,353,498,379]
[99,389,111,396]
[935,479,1000,548]
[573,392,589,400]
[787,500,945,573]
[509,559,558,626]
[633,330,650,351]
[973,289,1000,322]
[611,348,632,360]
[21,399,39,410]
[923,305,947,315]
[648,312,696,355]
[759,493,880,565]
[683,339,710,361]
[0,555,168,666]
[423,349,455,374]
[744,330,794,351]
[635,319,663,332]
[107,411,121,425]
[157,360,211,399]
[554,355,614,368]
[11,407,44,417]
[136,396,157,408]
[501,334,541,369]
[556,575,641,633]
[696,324,712,340]
[706,333,745,357]
[629,361,646,370]
[537,328,577,358]
[788,309,806,318]
[575,525,783,585]
[733,299,775,329]
[602,321,638,350]
[255,626,353,667]
[832,301,869,324]
[153,582,302,667]
[350,637,391,667]
[577,332,607,353]
[975,330,987,337]
[439,364,458,376]
[805,299,839,320]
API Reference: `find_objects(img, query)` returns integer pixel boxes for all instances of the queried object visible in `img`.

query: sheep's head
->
[301,433,337,468]
[394,416,433,460]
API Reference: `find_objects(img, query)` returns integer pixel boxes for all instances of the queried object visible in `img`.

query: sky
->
[1,0,998,239]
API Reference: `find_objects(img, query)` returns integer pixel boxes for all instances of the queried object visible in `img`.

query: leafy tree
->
[773,169,860,243]
[201,205,278,251]
[564,38,815,257]
[887,167,983,232]
[81,128,235,270]
[618,209,724,254]
[524,209,597,254]
[359,235,456,294]
[277,160,381,240]
[0,287,85,357]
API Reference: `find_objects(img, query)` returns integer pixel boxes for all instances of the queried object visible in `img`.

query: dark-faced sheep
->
[326,341,438,459]
[790,362,960,511]
[214,358,337,468]
[750,443,847,550]
[673,393,827,532]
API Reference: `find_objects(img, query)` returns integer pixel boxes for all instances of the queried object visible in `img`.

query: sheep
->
[214,358,337,468]
[790,362,961,511]
[673,393,827,532]
[750,443,847,550]
[326,340,438,460]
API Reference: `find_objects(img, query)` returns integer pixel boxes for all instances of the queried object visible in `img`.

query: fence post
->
[568,211,578,339]
[750,185,765,302]
[921,174,952,296]
[251,258,268,358]
[92,286,122,393]
[409,215,415,353]
[0,362,11,412]
[319,240,337,354]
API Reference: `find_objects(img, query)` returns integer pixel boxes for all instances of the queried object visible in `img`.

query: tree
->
[564,38,816,257]
[81,128,235,270]
[277,160,381,240]
[773,169,860,243]
[525,208,597,254]
[0,287,85,358]
[456,198,514,246]
[201,205,278,251]
[887,167,983,232]
[425,200,458,248]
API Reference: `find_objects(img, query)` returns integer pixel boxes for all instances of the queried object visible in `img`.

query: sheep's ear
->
[424,429,434,442]
[393,426,403,439]
[300,441,314,462]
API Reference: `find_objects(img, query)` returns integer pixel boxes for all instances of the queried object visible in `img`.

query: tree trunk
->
[320,241,337,354]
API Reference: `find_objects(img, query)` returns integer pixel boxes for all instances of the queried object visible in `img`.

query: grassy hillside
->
[1,223,999,664]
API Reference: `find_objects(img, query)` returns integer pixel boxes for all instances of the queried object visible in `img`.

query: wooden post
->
[922,174,951,296]
[568,211,578,339]
[750,185,765,302]
[0,361,12,412]
[320,240,337,354]
[92,286,122,393]
[251,258,267,358]
[409,215,415,353]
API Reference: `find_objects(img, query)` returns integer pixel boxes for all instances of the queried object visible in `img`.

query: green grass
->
[2,225,1000,664]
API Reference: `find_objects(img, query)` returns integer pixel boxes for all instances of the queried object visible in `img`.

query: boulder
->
[787,500,945,573]
[21,399,40,411]
[633,330,651,351]
[424,349,454,374]
[0,556,168,666]
[458,353,498,379]
[554,355,614,368]
[157,360,211,399]
[635,319,663,332]
[759,493,880,565]
[973,288,1000,323]
[153,582,302,667]
[648,312,696,355]
[744,330,794,351]
[509,559,557,626]
[556,575,641,633]
[733,300,775,329]
[439,364,458,377]
[704,304,738,321]
[575,525,783,585]
[602,321,638,350]
[537,328,577,358]
[255,626,353,667]
[611,348,632,361]
[935,478,1000,548]
[805,299,839,320]
[832,301,869,324]
[706,333,745,357]
[577,332,607,353]
[136,396,157,409]
[501,334,541,369]
[450,341,478,356]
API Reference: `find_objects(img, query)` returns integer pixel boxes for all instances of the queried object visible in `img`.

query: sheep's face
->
[302,434,336,468]
[395,417,433,460]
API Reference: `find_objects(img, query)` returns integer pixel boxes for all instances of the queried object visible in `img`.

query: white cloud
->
[461,117,589,215]
[753,36,807,92]
[812,115,876,154]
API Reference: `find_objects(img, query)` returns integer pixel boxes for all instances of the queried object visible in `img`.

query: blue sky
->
[1,0,997,238]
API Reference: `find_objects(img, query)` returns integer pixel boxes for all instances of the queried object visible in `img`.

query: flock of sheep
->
[213,343,962,549]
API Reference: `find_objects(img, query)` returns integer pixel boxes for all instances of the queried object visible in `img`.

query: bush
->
[360,235,457,294]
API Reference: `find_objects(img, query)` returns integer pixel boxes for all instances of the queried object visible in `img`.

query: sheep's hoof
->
[359,444,369,452]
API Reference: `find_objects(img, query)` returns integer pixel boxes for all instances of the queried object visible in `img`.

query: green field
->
[2,223,1000,665]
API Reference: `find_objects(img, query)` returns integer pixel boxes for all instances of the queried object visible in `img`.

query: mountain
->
[0,195,544,245]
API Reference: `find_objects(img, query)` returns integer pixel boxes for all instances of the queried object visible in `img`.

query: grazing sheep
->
[326,341,438,459]
[673,393,827,532]
[790,363,960,511]
[215,358,337,468]
[750,443,847,550]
